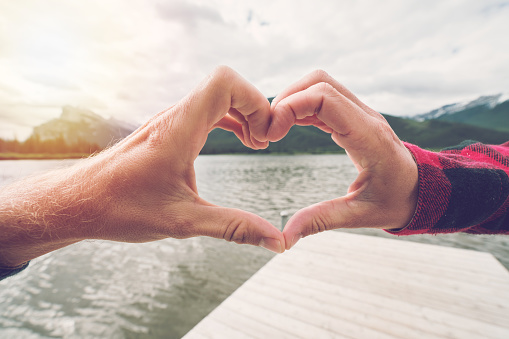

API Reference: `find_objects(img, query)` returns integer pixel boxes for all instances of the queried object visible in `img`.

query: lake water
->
[0,155,508,338]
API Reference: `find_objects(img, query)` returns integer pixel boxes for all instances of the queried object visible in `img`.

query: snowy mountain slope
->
[409,93,509,132]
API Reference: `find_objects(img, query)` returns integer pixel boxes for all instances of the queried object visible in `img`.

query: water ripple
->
[0,154,508,338]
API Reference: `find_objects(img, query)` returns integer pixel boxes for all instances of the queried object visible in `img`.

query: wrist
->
[0,157,108,266]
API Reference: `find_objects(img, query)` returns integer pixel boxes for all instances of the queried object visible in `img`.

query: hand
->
[86,66,285,251]
[268,70,419,249]
[0,66,284,267]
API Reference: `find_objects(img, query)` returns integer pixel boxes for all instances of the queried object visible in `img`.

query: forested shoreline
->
[0,135,101,159]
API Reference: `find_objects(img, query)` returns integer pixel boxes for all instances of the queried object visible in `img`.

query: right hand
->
[86,66,284,252]
[268,70,419,249]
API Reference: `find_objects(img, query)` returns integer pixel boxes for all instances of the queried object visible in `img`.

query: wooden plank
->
[296,232,509,282]
[267,245,509,326]
[219,296,342,339]
[188,317,255,339]
[253,268,509,339]
[184,232,509,339]
[209,306,293,338]
[234,283,436,339]
[269,248,509,309]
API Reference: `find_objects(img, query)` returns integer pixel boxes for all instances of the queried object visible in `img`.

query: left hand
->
[268,70,418,249]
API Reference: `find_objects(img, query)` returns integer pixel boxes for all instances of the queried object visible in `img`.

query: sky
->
[0,0,508,139]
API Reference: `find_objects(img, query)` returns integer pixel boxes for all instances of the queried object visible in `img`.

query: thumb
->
[282,196,369,250]
[192,204,285,253]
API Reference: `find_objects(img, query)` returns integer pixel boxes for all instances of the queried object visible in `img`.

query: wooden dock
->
[183,231,509,339]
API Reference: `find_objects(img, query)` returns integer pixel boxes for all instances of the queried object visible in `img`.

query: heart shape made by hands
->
[94,66,418,255]
[197,68,419,251]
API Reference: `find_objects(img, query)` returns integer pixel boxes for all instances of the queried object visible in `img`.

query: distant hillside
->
[201,113,509,154]
[202,125,340,154]
[435,101,509,133]
[14,97,509,156]
[32,106,136,148]
[383,114,509,149]
[411,93,509,133]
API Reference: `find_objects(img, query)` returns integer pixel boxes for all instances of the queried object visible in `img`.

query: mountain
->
[410,93,509,132]
[383,114,509,149]
[201,114,509,154]
[199,95,509,153]
[24,97,509,155]
[32,106,137,148]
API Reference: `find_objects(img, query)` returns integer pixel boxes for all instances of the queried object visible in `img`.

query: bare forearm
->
[0,159,106,267]
[0,67,290,272]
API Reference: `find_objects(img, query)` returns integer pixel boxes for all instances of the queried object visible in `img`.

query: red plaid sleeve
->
[386,140,509,235]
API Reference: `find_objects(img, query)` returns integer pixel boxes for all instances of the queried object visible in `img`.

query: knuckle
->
[316,81,329,91]
[312,83,338,116]
[211,65,236,83]
[205,66,238,103]
[147,114,174,147]
[311,214,329,234]
[165,202,203,239]
[310,202,337,234]
[311,69,331,82]
[279,100,297,121]
[167,214,194,239]
[373,119,399,145]
[305,204,333,235]
[316,82,336,95]
[223,219,249,244]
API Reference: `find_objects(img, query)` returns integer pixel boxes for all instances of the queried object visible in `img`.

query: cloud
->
[0,0,508,139]
[24,73,80,90]
[155,0,224,29]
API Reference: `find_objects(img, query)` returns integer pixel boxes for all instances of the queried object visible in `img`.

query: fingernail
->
[290,233,303,249]
[259,238,283,253]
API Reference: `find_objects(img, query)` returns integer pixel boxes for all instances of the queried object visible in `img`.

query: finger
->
[270,82,364,143]
[270,82,396,168]
[273,82,363,135]
[213,115,267,150]
[191,203,285,253]
[226,107,251,146]
[271,69,379,119]
[270,83,345,142]
[268,83,345,141]
[176,66,271,149]
[213,115,244,140]
[227,108,269,149]
[294,116,334,133]
[268,68,390,145]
